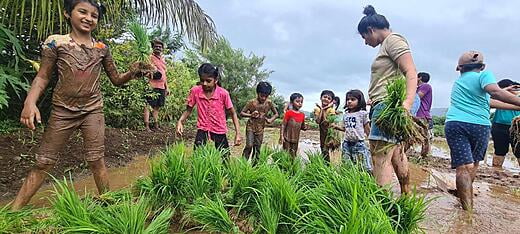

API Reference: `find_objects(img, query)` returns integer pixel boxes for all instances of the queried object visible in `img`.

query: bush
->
[102,41,197,129]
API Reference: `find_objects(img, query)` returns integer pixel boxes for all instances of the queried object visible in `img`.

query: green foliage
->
[0,119,22,134]
[0,205,40,233]
[160,61,198,122]
[184,196,238,233]
[135,143,189,207]
[432,115,446,138]
[138,143,428,233]
[129,22,151,63]
[376,77,426,146]
[184,38,274,112]
[101,41,150,128]
[51,177,174,233]
[148,26,185,55]
[0,23,30,110]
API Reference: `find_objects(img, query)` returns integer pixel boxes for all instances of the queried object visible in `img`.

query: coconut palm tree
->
[0,0,217,49]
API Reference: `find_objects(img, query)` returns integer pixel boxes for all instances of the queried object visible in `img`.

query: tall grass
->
[187,144,226,199]
[135,143,189,207]
[51,177,173,233]
[184,196,238,233]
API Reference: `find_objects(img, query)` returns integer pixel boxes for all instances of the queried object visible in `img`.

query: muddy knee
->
[34,161,54,172]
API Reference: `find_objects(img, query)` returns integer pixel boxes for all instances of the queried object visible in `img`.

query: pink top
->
[187,86,233,134]
[149,54,168,89]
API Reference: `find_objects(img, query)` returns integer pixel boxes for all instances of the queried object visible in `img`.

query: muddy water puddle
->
[1,155,151,208]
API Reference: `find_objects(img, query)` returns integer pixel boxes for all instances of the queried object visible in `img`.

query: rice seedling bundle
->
[325,114,341,150]
[375,76,427,146]
[128,21,155,76]
[510,116,520,149]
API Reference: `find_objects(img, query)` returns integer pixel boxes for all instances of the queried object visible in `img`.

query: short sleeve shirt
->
[446,71,497,126]
[283,110,306,143]
[492,109,520,125]
[416,83,433,119]
[368,33,411,103]
[343,110,369,142]
[149,54,168,90]
[242,99,275,134]
[41,34,117,112]
[187,86,233,134]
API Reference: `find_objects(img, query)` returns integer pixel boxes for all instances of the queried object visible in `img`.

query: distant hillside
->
[431,107,448,117]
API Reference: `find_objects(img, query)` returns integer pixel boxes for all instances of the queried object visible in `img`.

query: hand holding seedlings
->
[20,103,41,130]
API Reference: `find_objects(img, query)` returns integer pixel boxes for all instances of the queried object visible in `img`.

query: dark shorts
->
[194,130,229,151]
[491,123,520,158]
[445,121,490,168]
[145,88,166,108]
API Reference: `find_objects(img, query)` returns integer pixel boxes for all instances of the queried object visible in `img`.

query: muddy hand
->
[234,134,242,146]
[20,104,41,130]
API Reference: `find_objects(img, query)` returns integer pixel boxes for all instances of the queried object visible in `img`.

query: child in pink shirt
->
[176,63,242,152]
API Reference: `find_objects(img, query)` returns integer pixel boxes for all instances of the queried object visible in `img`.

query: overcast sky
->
[197,0,520,112]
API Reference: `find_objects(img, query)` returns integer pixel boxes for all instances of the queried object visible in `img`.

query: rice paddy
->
[1,143,429,233]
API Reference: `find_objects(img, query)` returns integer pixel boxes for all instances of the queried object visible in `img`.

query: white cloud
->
[198,0,520,111]
[272,22,290,41]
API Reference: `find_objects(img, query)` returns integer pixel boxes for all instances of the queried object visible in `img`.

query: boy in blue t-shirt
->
[445,51,520,210]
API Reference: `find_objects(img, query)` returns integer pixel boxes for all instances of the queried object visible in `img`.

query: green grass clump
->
[51,177,173,233]
[128,21,151,63]
[375,76,427,146]
[184,196,238,233]
[325,114,341,150]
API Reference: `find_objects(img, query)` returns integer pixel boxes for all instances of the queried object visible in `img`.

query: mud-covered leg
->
[11,163,54,211]
[456,163,474,211]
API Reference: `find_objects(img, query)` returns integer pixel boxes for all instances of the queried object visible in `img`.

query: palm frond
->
[0,0,218,49]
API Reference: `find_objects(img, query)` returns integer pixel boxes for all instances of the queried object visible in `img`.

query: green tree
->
[184,38,274,112]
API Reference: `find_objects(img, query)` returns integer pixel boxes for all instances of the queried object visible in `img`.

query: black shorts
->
[145,88,166,108]
[491,123,520,158]
[194,130,229,151]
[445,121,490,168]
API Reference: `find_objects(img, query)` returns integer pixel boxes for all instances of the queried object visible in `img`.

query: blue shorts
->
[445,121,490,169]
[368,102,397,143]
[342,140,372,171]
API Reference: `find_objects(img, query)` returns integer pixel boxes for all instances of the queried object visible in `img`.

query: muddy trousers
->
[283,141,299,157]
[242,129,264,164]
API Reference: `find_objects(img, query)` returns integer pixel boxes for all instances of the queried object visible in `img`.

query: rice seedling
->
[268,147,302,176]
[224,157,267,213]
[187,144,226,200]
[0,205,41,233]
[184,196,239,233]
[51,177,173,234]
[375,76,427,148]
[128,21,155,76]
[325,114,341,151]
[135,143,189,207]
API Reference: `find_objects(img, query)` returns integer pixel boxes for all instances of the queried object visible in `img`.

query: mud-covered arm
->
[102,48,138,86]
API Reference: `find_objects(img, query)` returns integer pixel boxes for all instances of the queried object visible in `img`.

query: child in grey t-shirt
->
[333,90,372,171]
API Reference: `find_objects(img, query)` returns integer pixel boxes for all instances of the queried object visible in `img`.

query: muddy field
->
[1,128,519,233]
[0,126,187,200]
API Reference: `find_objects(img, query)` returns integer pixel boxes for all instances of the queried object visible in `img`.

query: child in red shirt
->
[280,93,307,157]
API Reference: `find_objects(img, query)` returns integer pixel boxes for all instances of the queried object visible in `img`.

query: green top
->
[492,108,520,125]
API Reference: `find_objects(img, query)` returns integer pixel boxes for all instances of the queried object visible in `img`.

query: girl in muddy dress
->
[357,5,418,194]
[11,0,147,210]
